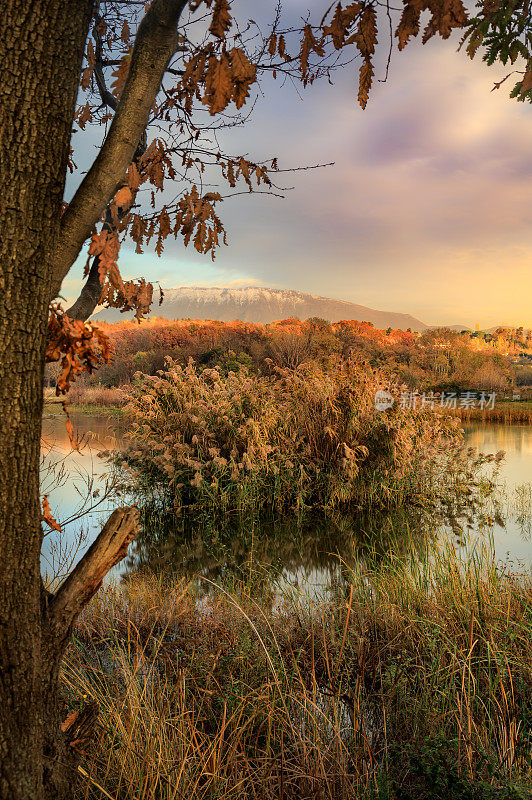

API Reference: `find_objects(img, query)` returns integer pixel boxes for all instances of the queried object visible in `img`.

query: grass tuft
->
[64,546,532,799]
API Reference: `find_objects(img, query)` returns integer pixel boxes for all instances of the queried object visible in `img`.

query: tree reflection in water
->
[121,503,473,604]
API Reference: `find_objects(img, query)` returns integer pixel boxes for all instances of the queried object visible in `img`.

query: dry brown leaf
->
[77,102,92,130]
[203,52,233,113]
[121,19,130,43]
[520,69,532,94]
[299,24,325,80]
[209,0,232,39]
[41,496,62,533]
[111,53,131,99]
[114,186,134,209]
[358,59,374,109]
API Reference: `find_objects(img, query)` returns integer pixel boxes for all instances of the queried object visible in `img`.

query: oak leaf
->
[121,20,130,43]
[203,52,233,114]
[356,5,377,58]
[111,53,131,99]
[209,0,232,39]
[126,163,141,191]
[358,59,374,109]
[42,496,62,533]
[323,2,363,49]
[299,24,325,80]
[229,47,257,108]
[521,69,532,94]
[396,3,421,51]
[46,306,112,395]
[77,102,92,130]
[114,186,134,210]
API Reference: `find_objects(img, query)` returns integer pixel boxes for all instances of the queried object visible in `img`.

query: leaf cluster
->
[46,305,112,394]
[460,0,532,101]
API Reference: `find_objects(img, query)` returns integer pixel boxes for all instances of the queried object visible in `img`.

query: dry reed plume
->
[115,359,488,519]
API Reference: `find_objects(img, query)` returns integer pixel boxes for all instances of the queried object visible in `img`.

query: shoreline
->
[44,399,532,423]
[43,400,125,416]
[451,400,532,424]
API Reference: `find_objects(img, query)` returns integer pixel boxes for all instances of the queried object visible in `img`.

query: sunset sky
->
[64,3,532,330]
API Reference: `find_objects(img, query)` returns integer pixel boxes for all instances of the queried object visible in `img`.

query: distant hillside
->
[439,324,473,332]
[92,286,429,331]
[433,325,525,334]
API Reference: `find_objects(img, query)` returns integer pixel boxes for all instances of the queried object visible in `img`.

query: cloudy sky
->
[65,3,532,329]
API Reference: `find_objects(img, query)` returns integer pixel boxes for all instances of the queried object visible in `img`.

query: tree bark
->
[0,2,93,798]
[0,1,186,796]
[40,508,139,799]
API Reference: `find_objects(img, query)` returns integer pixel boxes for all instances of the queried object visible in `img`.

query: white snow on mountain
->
[93,286,429,331]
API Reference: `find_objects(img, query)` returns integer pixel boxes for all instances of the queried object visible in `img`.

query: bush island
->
[115,358,487,519]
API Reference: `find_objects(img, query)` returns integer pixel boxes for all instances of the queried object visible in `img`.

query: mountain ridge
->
[92,285,429,331]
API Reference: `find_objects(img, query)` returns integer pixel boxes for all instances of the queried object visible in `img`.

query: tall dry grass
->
[454,402,532,425]
[63,384,130,407]
[64,546,532,799]
[115,359,492,519]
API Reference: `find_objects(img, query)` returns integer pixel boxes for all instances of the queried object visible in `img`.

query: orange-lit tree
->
[1,0,525,797]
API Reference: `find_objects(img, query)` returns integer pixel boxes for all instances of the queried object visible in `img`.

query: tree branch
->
[93,7,119,112]
[47,507,139,639]
[66,202,113,321]
[66,126,148,321]
[66,253,105,321]
[52,0,189,296]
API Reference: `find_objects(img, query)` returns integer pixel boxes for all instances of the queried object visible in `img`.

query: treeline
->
[48,316,524,392]
[471,325,532,353]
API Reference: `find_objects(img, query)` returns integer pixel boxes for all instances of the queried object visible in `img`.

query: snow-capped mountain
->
[92,286,428,331]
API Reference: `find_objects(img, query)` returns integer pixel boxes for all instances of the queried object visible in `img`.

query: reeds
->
[454,403,532,424]
[115,359,491,519]
[61,384,130,408]
[64,546,532,799]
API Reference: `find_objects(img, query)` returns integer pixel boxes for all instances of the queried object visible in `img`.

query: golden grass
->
[66,385,130,407]
[116,359,488,520]
[455,402,532,424]
[65,546,532,799]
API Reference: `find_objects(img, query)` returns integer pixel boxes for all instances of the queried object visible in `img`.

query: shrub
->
[115,358,484,519]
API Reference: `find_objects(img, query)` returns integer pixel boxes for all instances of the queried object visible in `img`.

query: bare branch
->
[52,0,189,296]
[47,507,139,639]
[65,254,106,321]
[93,8,119,112]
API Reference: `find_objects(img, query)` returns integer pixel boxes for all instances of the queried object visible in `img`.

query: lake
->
[40,412,532,590]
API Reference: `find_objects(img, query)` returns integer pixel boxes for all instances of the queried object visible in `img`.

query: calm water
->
[463,423,532,569]
[40,412,532,588]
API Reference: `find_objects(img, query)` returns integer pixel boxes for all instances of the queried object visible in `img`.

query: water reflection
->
[40,411,126,582]
[121,506,440,599]
[40,414,532,589]
[462,423,532,569]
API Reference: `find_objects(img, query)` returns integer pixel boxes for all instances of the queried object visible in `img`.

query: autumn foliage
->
[48,0,501,384]
[46,305,111,394]
[4,0,532,796]
[45,0,532,397]
[63,315,515,396]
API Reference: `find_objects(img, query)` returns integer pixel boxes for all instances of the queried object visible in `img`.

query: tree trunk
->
[0,2,93,797]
